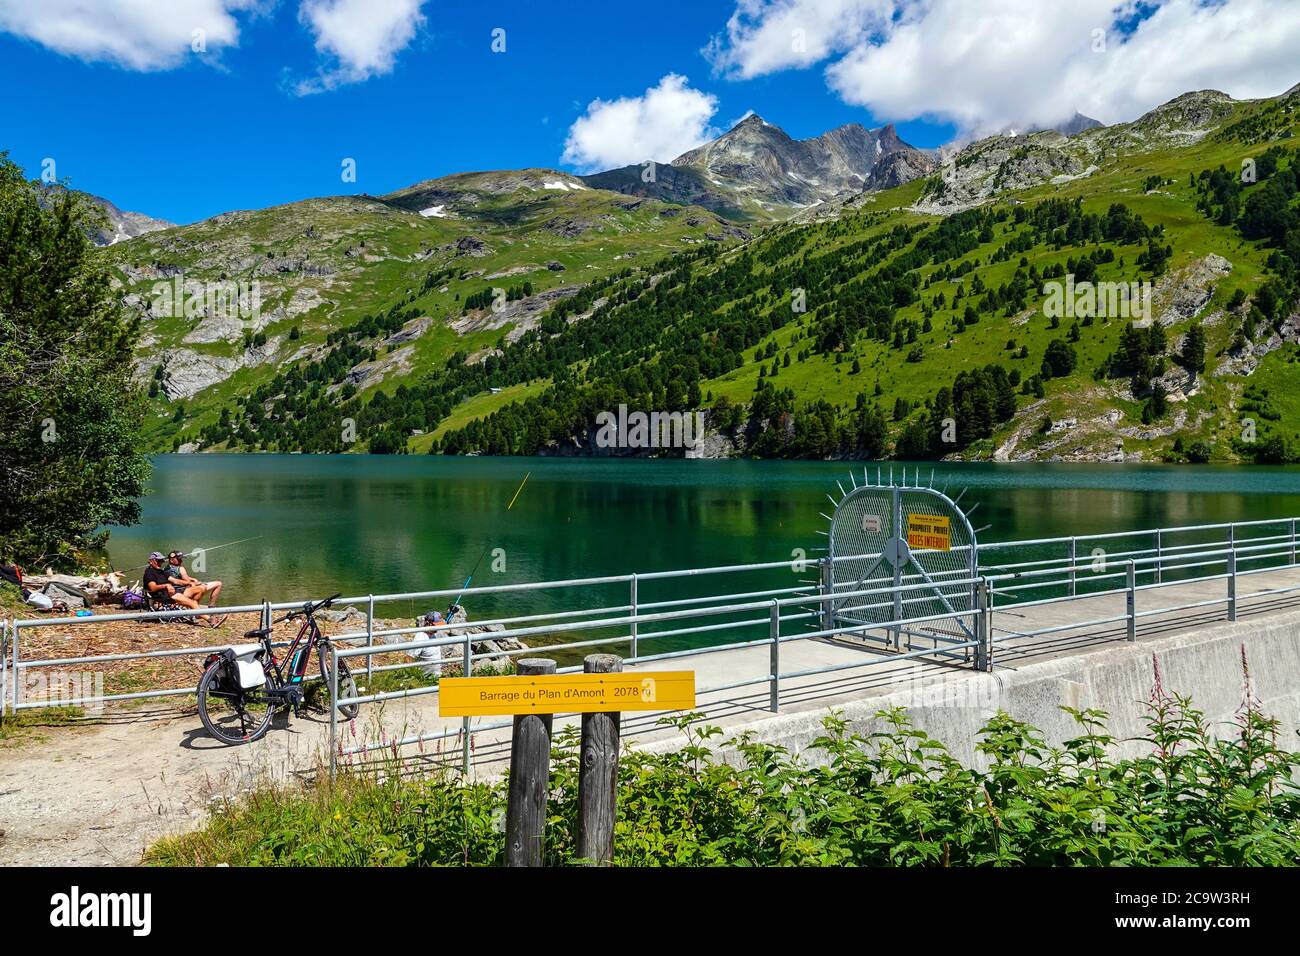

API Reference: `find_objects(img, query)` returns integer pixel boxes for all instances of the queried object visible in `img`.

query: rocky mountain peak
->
[1136,89,1234,124]
[995,113,1102,139]
[1055,112,1104,136]
[90,196,174,246]
[673,113,796,169]
[876,123,904,146]
[37,184,173,246]
[1131,89,1236,143]
[1169,88,1234,104]
[663,114,930,212]
[817,121,872,142]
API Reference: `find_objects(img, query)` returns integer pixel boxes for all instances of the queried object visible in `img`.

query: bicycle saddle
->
[243,627,273,639]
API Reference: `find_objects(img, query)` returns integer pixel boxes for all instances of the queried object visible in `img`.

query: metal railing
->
[975,518,1300,636]
[319,517,1300,775]
[1,554,834,715]
[325,572,993,776]
[4,516,1299,777]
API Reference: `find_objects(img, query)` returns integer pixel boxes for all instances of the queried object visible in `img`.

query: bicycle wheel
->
[319,648,360,719]
[322,650,364,717]
[197,658,275,745]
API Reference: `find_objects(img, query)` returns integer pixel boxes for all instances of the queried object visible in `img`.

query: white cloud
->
[0,0,260,70]
[706,0,897,79]
[294,0,426,94]
[707,0,1300,138]
[562,74,721,172]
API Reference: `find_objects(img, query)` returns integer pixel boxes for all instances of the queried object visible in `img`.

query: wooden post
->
[505,658,556,867]
[577,653,622,866]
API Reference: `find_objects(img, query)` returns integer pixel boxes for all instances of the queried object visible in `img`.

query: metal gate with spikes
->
[824,466,981,663]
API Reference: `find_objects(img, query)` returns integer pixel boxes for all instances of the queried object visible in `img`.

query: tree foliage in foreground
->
[0,154,150,566]
[148,665,1299,866]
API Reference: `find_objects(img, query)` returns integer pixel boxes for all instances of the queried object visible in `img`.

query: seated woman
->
[167,550,223,609]
[143,552,224,627]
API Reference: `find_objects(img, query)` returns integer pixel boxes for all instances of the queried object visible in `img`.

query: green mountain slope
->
[113,85,1300,462]
[424,87,1300,463]
[107,170,752,451]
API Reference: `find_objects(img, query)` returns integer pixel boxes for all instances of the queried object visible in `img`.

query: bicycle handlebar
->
[275,592,344,624]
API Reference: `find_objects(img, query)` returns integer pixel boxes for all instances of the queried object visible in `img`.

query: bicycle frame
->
[199,593,346,745]
[264,613,324,690]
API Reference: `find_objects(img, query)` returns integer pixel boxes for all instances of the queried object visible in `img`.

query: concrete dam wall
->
[653,610,1300,770]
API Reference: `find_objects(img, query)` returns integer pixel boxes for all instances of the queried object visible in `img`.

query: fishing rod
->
[122,536,263,572]
[446,471,530,616]
[184,536,262,558]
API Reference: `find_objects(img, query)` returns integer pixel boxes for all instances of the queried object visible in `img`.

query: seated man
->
[167,550,223,608]
[144,552,223,626]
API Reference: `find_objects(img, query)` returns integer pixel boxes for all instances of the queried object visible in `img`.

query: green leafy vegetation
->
[430,198,1177,459]
[1190,145,1300,461]
[0,154,151,566]
[108,90,1300,463]
[146,683,1300,866]
[0,705,88,747]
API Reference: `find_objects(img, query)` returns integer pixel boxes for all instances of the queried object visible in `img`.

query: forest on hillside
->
[178,145,1300,464]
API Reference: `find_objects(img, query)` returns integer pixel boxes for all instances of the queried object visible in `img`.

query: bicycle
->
[196,593,360,745]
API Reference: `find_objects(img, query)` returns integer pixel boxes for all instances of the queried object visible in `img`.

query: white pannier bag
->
[223,643,266,690]
[235,656,266,689]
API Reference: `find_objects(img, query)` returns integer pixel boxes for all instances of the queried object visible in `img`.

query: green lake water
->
[103,456,1300,626]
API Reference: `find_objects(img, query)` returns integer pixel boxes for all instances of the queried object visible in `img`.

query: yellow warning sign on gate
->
[906,514,951,552]
[438,671,696,717]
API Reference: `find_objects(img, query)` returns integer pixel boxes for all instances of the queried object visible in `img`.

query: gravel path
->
[0,696,435,866]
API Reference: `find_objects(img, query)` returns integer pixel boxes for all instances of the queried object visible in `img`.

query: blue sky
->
[2,0,1295,225]
[4,0,941,224]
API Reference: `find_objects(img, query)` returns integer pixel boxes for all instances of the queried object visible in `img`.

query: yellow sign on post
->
[438,671,696,717]
[907,514,951,552]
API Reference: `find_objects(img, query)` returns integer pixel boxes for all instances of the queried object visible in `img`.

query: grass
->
[358,664,441,692]
[698,104,1296,460]
[408,379,553,451]
[116,91,1299,460]
[0,706,88,747]
[0,582,26,615]
[1243,343,1300,448]
[144,666,1300,867]
[116,180,749,452]
[144,757,504,866]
